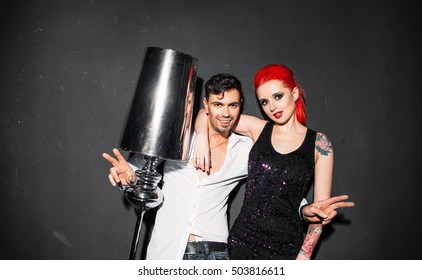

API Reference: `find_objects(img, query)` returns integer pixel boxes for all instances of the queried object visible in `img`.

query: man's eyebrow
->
[210,101,240,105]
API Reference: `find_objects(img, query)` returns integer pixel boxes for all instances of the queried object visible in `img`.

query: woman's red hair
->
[254,64,307,125]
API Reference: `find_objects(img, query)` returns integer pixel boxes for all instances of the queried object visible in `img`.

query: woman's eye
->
[260,100,268,106]
[275,93,283,100]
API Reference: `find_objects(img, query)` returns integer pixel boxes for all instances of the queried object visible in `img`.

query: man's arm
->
[102,148,136,186]
[102,148,164,208]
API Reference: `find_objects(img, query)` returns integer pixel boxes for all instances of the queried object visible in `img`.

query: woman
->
[194,64,334,260]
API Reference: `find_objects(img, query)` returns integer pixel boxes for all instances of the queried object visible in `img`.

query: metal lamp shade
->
[118,47,198,161]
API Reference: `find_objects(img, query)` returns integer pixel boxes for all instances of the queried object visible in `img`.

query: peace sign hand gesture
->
[302,195,355,225]
[102,148,136,187]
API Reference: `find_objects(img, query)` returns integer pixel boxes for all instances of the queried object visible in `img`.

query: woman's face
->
[256,80,298,124]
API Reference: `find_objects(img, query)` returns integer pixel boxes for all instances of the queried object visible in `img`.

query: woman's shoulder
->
[312,130,333,156]
[305,127,330,139]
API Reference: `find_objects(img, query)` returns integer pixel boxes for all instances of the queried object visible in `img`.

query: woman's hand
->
[193,132,211,174]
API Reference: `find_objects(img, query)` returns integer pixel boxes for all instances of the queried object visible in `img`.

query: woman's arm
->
[193,109,266,172]
[296,132,334,260]
[233,114,267,142]
[297,223,323,260]
[193,109,211,172]
[195,108,266,139]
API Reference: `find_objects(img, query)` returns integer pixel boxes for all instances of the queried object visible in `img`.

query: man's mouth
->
[219,119,231,126]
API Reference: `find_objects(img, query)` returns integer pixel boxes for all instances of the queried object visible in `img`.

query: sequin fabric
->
[228,122,316,259]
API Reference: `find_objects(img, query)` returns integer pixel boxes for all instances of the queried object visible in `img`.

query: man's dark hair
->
[204,73,243,101]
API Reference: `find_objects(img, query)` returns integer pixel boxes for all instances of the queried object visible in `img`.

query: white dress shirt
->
[144,133,253,260]
[128,133,307,260]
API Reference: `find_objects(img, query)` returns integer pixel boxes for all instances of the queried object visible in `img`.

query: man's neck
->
[209,133,229,144]
[207,126,230,143]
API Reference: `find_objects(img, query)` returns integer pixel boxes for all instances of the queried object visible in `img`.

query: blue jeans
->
[183,249,230,260]
[182,241,230,260]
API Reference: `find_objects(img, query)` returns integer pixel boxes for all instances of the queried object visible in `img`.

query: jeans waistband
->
[184,241,227,254]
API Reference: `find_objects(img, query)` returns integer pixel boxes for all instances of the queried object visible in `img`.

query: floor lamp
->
[117,47,198,260]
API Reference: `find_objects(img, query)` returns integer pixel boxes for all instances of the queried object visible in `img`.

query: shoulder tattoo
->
[315,132,333,156]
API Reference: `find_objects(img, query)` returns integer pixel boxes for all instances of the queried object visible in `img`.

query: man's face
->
[203,89,242,135]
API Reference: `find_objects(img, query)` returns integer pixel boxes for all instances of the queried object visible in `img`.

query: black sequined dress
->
[228,122,316,259]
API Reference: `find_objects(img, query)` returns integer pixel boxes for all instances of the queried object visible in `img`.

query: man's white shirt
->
[130,133,253,260]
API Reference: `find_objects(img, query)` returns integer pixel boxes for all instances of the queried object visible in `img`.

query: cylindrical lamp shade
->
[118,47,198,161]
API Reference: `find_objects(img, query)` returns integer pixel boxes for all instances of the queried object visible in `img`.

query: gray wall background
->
[1,0,420,259]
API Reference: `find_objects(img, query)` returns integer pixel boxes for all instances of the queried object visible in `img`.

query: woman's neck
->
[273,118,305,135]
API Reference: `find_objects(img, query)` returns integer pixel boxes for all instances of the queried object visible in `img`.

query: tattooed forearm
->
[315,132,333,156]
[299,224,323,259]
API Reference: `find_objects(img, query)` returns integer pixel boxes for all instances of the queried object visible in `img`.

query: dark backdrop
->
[1,0,420,260]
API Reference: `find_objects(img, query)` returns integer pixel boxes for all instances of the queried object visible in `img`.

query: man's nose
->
[222,106,230,117]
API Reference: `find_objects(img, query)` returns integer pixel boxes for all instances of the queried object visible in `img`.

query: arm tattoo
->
[299,224,322,259]
[315,132,333,156]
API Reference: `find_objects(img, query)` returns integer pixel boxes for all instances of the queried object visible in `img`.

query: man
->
[103,74,353,260]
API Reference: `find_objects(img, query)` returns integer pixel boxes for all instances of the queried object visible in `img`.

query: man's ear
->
[202,98,209,114]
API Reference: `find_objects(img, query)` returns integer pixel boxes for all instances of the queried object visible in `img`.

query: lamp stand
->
[124,156,162,260]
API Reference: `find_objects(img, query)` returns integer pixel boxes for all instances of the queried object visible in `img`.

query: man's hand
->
[102,148,136,187]
[302,195,355,225]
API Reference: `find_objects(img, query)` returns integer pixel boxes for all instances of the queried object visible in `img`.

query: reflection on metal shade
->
[118,47,198,161]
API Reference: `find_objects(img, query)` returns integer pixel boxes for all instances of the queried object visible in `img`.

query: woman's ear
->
[292,87,299,102]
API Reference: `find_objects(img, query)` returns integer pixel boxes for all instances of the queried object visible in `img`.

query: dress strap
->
[257,121,272,143]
